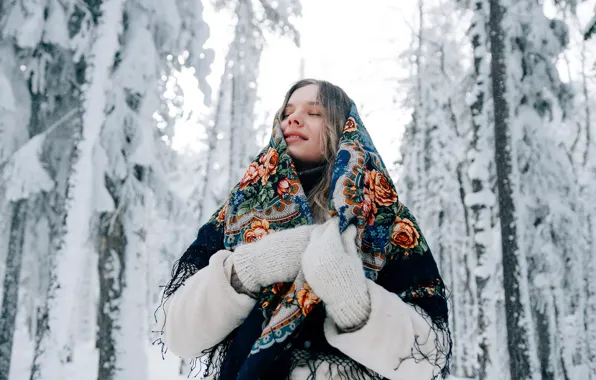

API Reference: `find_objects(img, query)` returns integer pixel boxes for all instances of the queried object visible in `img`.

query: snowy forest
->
[0,0,595,379]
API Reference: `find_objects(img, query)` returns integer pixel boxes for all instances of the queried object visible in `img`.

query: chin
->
[287,146,324,166]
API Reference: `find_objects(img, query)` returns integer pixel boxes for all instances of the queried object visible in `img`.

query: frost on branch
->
[3,134,54,201]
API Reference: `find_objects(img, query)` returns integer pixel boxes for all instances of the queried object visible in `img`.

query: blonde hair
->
[276,79,352,222]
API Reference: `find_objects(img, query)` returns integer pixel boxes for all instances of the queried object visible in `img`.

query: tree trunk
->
[229,74,238,190]
[226,1,261,189]
[0,200,27,380]
[117,205,149,380]
[468,1,496,378]
[97,208,150,380]
[30,1,125,377]
[410,0,425,210]
[198,75,227,222]
[534,302,555,380]
[580,39,591,167]
[455,163,477,378]
[586,214,596,376]
[97,162,149,380]
[489,1,535,378]
[579,25,595,378]
[29,110,83,380]
[26,104,80,380]
[97,210,126,380]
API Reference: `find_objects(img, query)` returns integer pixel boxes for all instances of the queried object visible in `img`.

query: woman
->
[156,79,452,380]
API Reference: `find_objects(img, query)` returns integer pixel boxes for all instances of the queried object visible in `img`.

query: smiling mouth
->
[285,135,307,141]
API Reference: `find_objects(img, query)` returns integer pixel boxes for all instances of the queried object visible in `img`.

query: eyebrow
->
[285,101,321,108]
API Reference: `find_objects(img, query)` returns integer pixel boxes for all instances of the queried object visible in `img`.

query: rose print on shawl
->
[276,178,292,197]
[259,147,279,184]
[238,148,280,190]
[215,203,227,225]
[391,216,420,249]
[296,283,320,316]
[239,162,262,190]
[365,169,397,207]
[344,116,358,132]
[346,168,398,227]
[243,218,272,243]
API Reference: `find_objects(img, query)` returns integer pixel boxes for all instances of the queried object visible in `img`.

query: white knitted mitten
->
[232,224,315,293]
[302,218,371,332]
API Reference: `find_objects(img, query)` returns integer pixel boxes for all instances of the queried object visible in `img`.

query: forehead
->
[287,84,319,106]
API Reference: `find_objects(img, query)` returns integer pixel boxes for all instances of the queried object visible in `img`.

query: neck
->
[294,160,326,173]
[297,163,327,197]
[298,165,326,176]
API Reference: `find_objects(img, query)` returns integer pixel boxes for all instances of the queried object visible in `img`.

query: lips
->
[284,131,308,141]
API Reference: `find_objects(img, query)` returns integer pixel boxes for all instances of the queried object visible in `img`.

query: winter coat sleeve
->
[158,249,257,359]
[323,279,445,380]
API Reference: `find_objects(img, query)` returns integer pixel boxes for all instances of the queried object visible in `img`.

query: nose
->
[287,111,303,127]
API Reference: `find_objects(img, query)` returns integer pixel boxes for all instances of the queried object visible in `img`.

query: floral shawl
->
[157,103,452,379]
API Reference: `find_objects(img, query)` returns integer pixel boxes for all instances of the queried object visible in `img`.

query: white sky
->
[174,0,418,166]
[174,0,596,165]
[258,0,416,166]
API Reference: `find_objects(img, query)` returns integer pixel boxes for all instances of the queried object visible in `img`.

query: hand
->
[232,224,315,293]
[302,218,371,332]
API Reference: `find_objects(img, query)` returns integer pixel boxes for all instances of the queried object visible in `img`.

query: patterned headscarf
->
[157,102,451,379]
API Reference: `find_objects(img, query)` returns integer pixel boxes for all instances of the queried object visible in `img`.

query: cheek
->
[310,122,326,148]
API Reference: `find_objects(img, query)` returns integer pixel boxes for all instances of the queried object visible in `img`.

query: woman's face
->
[280,84,326,167]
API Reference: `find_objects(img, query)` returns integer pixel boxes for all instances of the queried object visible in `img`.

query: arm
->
[158,249,257,358]
[159,224,315,359]
[302,218,447,380]
[324,280,446,380]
